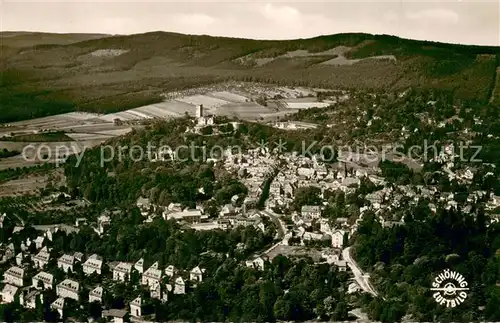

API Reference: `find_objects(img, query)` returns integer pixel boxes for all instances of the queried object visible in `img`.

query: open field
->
[0,168,65,197]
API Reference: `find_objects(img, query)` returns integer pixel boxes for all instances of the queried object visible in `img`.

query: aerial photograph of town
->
[0,1,499,322]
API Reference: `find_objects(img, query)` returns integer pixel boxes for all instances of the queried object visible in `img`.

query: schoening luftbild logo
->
[430,269,469,308]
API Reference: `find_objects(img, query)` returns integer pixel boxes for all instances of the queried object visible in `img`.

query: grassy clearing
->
[2,131,74,142]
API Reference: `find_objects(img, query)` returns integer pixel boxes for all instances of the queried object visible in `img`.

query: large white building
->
[331,230,347,249]
[130,297,142,317]
[189,266,204,283]
[89,286,103,303]
[173,277,185,295]
[57,254,75,273]
[3,266,24,287]
[51,297,65,318]
[32,271,54,290]
[141,262,162,287]
[56,279,79,301]
[0,284,18,304]
[83,254,103,276]
[32,247,50,269]
[113,262,132,282]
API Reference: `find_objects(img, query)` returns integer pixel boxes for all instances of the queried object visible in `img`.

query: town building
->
[130,296,142,317]
[4,266,24,287]
[190,266,204,283]
[32,271,53,290]
[142,262,162,287]
[20,289,43,309]
[51,297,65,318]
[0,284,18,304]
[174,277,185,295]
[57,254,75,273]
[89,286,103,303]
[113,262,132,282]
[83,254,103,276]
[245,256,265,271]
[165,265,175,277]
[32,247,50,269]
[56,279,79,301]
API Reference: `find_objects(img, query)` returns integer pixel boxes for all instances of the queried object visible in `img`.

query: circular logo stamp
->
[430,269,469,307]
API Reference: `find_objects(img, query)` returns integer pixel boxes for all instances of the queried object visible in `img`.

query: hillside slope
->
[0,31,499,123]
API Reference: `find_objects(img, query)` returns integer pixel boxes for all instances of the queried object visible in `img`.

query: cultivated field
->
[0,169,65,197]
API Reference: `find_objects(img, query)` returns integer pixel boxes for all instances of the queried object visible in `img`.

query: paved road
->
[342,247,378,297]
[261,209,287,239]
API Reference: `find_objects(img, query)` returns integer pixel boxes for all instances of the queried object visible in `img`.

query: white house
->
[245,257,265,271]
[331,230,347,249]
[0,284,18,304]
[301,205,322,219]
[32,247,50,269]
[189,266,204,283]
[130,297,142,317]
[174,277,185,295]
[89,286,103,303]
[51,297,65,318]
[150,282,168,303]
[113,262,132,282]
[15,253,23,266]
[83,254,103,276]
[20,290,42,309]
[165,265,175,277]
[57,254,75,273]
[134,258,144,274]
[4,266,24,287]
[32,271,53,290]
[142,262,162,287]
[34,236,45,249]
[56,279,79,301]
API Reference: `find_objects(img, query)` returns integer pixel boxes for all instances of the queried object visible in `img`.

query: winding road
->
[342,246,379,297]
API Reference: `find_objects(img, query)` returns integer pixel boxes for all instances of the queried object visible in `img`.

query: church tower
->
[196,104,204,118]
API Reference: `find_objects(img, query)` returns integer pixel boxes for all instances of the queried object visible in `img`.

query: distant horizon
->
[1,1,499,47]
[1,29,499,48]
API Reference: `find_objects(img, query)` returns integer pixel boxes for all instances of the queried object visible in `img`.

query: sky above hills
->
[1,0,499,46]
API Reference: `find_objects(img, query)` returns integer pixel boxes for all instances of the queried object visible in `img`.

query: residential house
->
[130,297,142,317]
[50,297,65,318]
[331,230,347,249]
[164,265,175,277]
[190,266,204,283]
[57,254,75,273]
[142,262,162,287]
[15,253,23,266]
[20,289,42,309]
[97,215,111,235]
[134,258,144,274]
[0,284,18,304]
[245,256,265,271]
[1,243,15,262]
[73,252,84,262]
[34,236,45,249]
[348,281,361,294]
[89,286,103,303]
[164,209,203,223]
[32,272,53,290]
[56,279,79,301]
[174,277,185,295]
[301,205,322,219]
[4,266,24,287]
[150,282,167,303]
[83,254,103,276]
[32,247,50,269]
[102,309,127,323]
[113,262,132,282]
